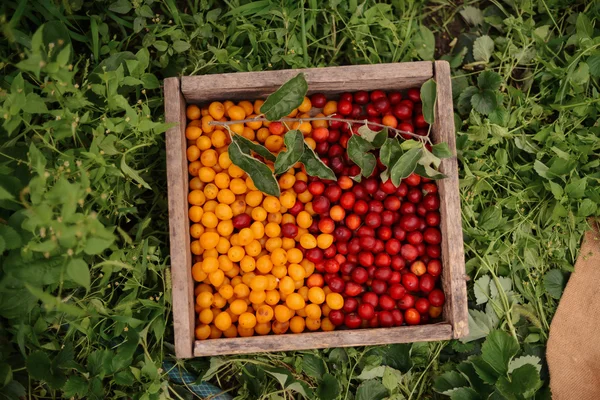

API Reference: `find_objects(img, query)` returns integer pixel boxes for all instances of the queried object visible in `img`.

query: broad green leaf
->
[481,330,519,376]
[508,356,542,374]
[390,147,422,186]
[357,124,387,148]
[433,371,469,394]
[63,376,88,398]
[380,138,403,168]
[576,13,594,39]
[0,236,5,253]
[543,269,566,299]
[460,6,484,26]
[473,35,494,62]
[260,73,308,121]
[449,387,481,400]
[565,177,587,198]
[301,354,326,380]
[234,134,276,162]
[66,258,90,289]
[578,198,598,217]
[381,344,412,371]
[382,367,401,392]
[474,275,491,305]
[84,237,113,255]
[109,0,132,14]
[496,364,542,399]
[421,78,437,124]
[413,25,435,60]
[470,356,498,385]
[26,351,52,381]
[414,164,446,180]
[432,143,453,158]
[347,135,377,178]
[29,143,46,177]
[489,276,512,299]
[478,206,502,230]
[229,138,280,196]
[356,379,388,400]
[153,40,169,52]
[300,144,336,181]
[0,185,15,201]
[461,310,496,343]
[587,55,600,77]
[356,365,386,380]
[274,130,305,174]
[471,90,498,115]
[172,40,191,53]
[141,73,160,89]
[120,156,152,190]
[317,373,340,400]
[477,71,503,91]
[23,93,48,114]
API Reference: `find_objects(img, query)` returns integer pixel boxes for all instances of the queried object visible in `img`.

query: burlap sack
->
[547,220,600,399]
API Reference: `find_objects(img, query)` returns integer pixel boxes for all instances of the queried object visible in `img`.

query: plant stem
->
[209,116,431,143]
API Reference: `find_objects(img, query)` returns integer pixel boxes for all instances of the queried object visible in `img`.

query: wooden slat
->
[164,77,195,358]
[194,324,452,356]
[181,62,433,103]
[431,61,469,339]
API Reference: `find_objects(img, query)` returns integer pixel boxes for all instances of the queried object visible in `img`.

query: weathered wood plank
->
[181,62,434,102]
[194,324,452,356]
[165,77,195,358]
[431,61,469,339]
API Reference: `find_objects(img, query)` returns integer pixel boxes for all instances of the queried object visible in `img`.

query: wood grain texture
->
[165,77,195,358]
[181,62,433,102]
[194,324,452,356]
[431,61,469,339]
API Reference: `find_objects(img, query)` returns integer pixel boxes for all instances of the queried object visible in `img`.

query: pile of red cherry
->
[293,89,446,329]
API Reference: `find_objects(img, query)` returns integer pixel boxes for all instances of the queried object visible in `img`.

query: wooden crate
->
[164,61,468,358]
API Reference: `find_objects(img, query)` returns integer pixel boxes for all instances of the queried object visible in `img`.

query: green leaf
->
[478,206,502,230]
[565,177,587,199]
[274,130,305,174]
[84,237,113,255]
[234,134,276,162]
[470,356,499,385]
[347,135,377,178]
[508,356,542,374]
[120,156,152,190]
[63,376,88,398]
[356,379,388,400]
[460,6,484,26]
[432,143,452,158]
[471,90,498,115]
[462,310,496,343]
[457,86,479,114]
[0,185,15,201]
[153,40,169,52]
[578,198,598,217]
[390,147,422,186]
[473,35,494,62]
[26,351,52,381]
[474,275,491,305]
[300,144,336,181]
[260,73,308,121]
[477,71,503,91]
[496,364,542,399]
[543,269,566,299]
[229,137,280,196]
[0,225,21,250]
[29,143,46,177]
[301,354,325,380]
[587,55,600,77]
[172,40,191,53]
[449,387,481,400]
[380,138,403,168]
[356,125,387,148]
[23,93,48,114]
[481,330,519,376]
[141,73,160,89]
[576,13,594,39]
[317,373,339,400]
[108,0,132,14]
[414,25,435,60]
[382,367,401,392]
[356,366,386,380]
[433,371,469,394]
[0,236,5,253]
[421,78,437,124]
[66,258,90,289]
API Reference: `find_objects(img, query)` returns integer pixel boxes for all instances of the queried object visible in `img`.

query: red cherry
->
[357,226,375,237]
[329,310,345,326]
[370,90,386,101]
[383,196,401,211]
[340,192,356,210]
[407,88,421,103]
[378,311,394,327]
[371,279,387,295]
[377,226,392,241]
[379,294,396,311]
[353,200,369,215]
[391,255,406,270]
[358,303,375,320]
[351,267,368,284]
[391,309,404,325]
[374,267,393,281]
[338,100,353,116]
[407,188,422,204]
[407,231,423,245]
[399,214,419,231]
[281,223,299,239]
[423,228,442,244]
[308,181,325,196]
[400,202,416,215]
[419,274,435,293]
[343,297,359,312]
[345,281,363,297]
[311,93,327,108]
[397,293,415,310]
[312,196,331,214]
[428,289,445,307]
[345,313,362,329]
[427,245,441,259]
[305,248,324,263]
[414,114,428,128]
[340,261,356,276]
[405,308,421,325]
[392,226,406,241]
[425,211,441,226]
[358,251,374,267]
[423,194,440,210]
[340,92,353,102]
[389,284,407,300]
[354,91,369,104]
[401,273,419,292]
[365,212,382,228]
[325,185,342,203]
[328,276,346,293]
[381,211,395,226]
[422,183,438,195]
[396,182,408,197]
[390,271,401,284]
[393,104,412,119]
[427,259,442,277]
[374,98,391,114]
[362,292,379,308]
[389,92,402,104]
[404,173,421,186]
[415,298,430,314]
[232,213,252,229]
[324,259,340,274]
[333,226,352,242]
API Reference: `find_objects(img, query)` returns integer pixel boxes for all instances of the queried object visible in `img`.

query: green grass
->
[0,0,599,399]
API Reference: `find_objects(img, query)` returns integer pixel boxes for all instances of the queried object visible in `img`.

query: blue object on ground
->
[163,360,233,400]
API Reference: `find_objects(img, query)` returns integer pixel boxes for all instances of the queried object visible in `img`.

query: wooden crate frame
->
[165,61,468,358]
